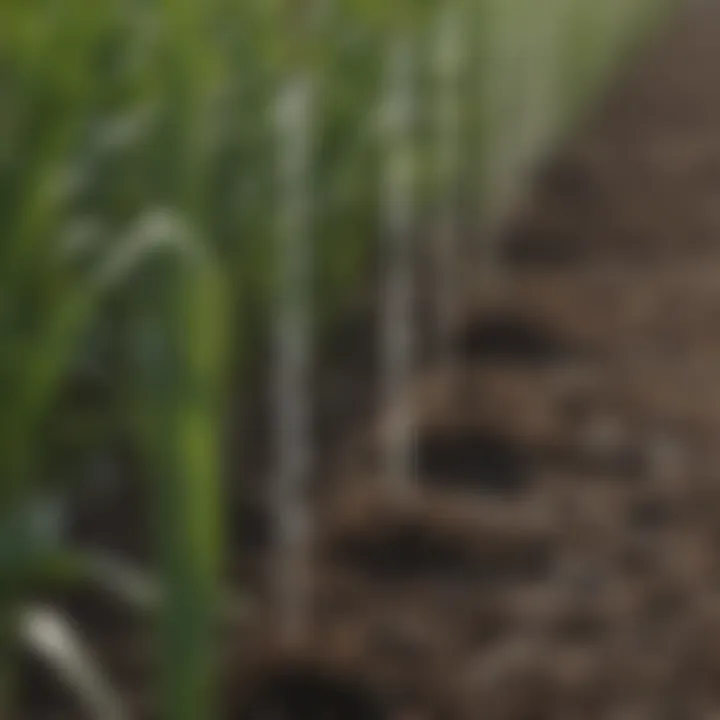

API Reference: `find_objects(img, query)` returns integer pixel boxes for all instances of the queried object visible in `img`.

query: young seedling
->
[431,0,465,363]
[271,1,321,646]
[379,23,418,502]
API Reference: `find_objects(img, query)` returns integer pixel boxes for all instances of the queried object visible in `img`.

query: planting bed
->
[22,1,720,718]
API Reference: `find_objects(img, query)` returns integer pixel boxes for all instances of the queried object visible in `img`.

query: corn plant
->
[115,212,228,720]
[1,2,229,719]
[378,6,422,501]
[430,0,466,360]
[0,1,122,711]
[269,0,322,646]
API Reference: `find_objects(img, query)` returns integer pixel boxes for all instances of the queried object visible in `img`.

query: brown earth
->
[21,1,720,718]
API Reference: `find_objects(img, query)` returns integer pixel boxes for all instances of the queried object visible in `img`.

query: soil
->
[19,1,720,718]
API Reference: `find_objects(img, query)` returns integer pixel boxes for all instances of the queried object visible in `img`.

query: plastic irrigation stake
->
[379,32,417,501]
[272,69,315,646]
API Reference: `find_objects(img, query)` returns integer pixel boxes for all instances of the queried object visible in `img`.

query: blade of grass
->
[115,210,228,720]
